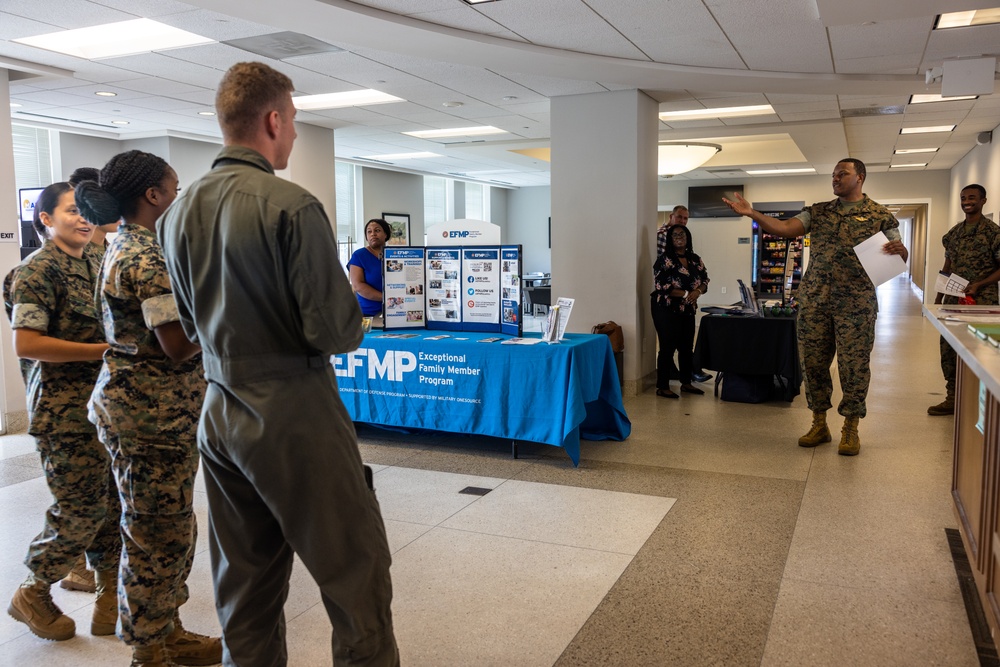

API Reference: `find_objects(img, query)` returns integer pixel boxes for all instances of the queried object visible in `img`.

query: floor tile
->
[441,479,674,554]
[390,527,634,667]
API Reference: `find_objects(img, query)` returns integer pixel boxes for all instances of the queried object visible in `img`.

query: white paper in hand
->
[853,231,907,287]
[934,271,969,298]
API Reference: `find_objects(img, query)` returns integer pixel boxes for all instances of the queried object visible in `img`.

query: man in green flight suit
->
[723,159,909,456]
[929,184,1000,415]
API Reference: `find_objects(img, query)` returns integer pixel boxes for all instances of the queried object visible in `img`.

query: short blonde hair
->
[215,62,294,141]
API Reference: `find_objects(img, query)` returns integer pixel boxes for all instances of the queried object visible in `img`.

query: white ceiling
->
[2,0,999,187]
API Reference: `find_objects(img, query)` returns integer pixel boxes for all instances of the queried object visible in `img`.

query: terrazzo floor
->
[0,276,979,666]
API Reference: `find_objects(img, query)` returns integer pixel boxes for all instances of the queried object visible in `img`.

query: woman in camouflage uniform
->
[5,182,120,642]
[76,151,221,667]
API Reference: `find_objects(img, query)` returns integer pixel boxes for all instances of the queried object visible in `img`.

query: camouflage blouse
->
[795,195,902,310]
[89,223,205,440]
[6,241,104,435]
[942,217,1000,305]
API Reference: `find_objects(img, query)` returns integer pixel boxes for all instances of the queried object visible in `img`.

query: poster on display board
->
[425,247,463,331]
[461,247,500,331]
[383,247,426,330]
[500,245,522,337]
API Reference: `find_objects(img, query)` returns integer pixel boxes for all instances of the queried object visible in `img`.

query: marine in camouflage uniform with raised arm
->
[723,159,909,456]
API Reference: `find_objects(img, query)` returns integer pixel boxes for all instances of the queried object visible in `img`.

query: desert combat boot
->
[7,575,76,640]
[839,416,861,456]
[59,555,96,593]
[91,568,118,635]
[927,396,955,416]
[131,643,180,667]
[798,411,832,447]
[165,614,223,666]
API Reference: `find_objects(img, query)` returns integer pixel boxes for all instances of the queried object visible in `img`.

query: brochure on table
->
[542,297,575,342]
[383,245,522,335]
[383,247,426,330]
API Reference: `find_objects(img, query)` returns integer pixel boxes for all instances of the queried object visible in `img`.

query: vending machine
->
[750,201,806,304]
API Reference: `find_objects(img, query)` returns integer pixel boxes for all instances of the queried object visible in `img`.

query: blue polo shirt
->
[347,247,383,315]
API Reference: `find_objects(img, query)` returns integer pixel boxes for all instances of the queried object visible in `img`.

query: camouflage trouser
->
[940,336,957,399]
[25,432,120,583]
[101,430,198,645]
[796,295,877,418]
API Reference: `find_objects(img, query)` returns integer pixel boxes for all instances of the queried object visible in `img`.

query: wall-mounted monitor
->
[19,187,45,224]
[687,184,744,218]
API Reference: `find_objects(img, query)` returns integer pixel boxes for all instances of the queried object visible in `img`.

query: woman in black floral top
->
[651,224,710,398]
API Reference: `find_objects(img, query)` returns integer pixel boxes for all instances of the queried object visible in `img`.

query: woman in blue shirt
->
[348,218,390,316]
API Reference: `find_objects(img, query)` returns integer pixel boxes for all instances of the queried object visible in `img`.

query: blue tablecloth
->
[332,332,631,465]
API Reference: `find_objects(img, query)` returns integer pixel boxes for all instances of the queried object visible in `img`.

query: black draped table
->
[693,315,802,401]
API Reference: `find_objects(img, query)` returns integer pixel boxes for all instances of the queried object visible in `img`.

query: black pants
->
[652,300,695,389]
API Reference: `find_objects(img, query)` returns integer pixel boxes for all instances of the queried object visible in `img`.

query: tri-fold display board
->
[383,245,522,336]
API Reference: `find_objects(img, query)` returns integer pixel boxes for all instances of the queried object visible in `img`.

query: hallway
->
[0,276,980,666]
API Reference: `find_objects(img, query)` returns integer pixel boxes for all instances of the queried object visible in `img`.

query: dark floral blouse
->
[651,252,710,313]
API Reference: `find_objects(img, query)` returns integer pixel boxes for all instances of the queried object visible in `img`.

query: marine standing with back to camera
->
[928,184,1000,416]
[723,158,908,456]
[158,61,398,667]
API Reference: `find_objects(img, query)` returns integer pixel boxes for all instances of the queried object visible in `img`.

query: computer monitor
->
[18,187,44,224]
[737,279,759,315]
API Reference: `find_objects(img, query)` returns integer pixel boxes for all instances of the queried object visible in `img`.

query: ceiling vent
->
[222,32,343,60]
[13,111,122,129]
[841,105,904,118]
[706,168,744,175]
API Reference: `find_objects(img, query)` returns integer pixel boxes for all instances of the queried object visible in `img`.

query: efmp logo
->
[441,231,448,238]
[467,287,475,296]
[467,275,475,283]
[448,231,470,238]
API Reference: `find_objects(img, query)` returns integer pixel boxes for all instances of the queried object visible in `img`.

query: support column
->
[279,122,337,228]
[1,69,27,431]
[550,89,658,396]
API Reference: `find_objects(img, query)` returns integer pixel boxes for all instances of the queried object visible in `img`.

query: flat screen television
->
[687,184,743,218]
[19,187,45,224]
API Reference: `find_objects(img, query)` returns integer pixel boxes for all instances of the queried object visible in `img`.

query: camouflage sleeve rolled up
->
[140,294,180,330]
[10,264,56,332]
[11,303,49,331]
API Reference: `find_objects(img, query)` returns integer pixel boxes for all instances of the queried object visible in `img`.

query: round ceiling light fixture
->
[657,142,722,176]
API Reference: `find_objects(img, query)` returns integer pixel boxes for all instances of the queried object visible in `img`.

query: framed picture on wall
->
[382,212,410,246]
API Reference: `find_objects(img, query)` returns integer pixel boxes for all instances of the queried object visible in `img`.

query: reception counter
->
[925,304,1000,640]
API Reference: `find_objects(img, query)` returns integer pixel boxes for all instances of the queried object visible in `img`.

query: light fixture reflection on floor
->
[658,142,721,176]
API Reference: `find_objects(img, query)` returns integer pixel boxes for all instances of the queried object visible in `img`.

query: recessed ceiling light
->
[502,96,518,101]
[909,93,977,104]
[9,102,21,108]
[111,120,130,125]
[936,8,1000,29]
[889,163,927,168]
[745,168,816,175]
[95,91,117,97]
[292,90,403,110]
[462,0,500,4]
[403,126,507,139]
[442,101,464,108]
[894,148,938,154]
[198,111,216,116]
[360,152,442,160]
[659,104,774,121]
[899,125,955,134]
[14,18,214,59]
